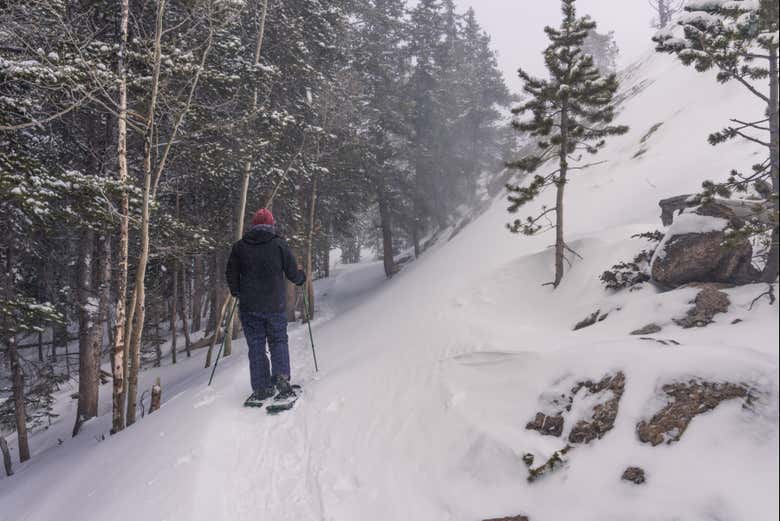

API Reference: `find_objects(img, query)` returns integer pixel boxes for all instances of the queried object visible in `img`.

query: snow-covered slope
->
[1,52,778,521]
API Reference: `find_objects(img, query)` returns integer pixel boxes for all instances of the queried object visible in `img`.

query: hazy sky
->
[448,0,658,94]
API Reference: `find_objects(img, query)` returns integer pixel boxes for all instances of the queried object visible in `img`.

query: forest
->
[1,1,778,520]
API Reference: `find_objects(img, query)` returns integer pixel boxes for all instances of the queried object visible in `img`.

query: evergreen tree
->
[654,0,779,282]
[506,0,628,288]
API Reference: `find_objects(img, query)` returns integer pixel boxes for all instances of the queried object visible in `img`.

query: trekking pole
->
[208,298,238,386]
[302,289,319,372]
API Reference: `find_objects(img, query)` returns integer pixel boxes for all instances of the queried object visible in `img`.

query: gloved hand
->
[296,270,307,287]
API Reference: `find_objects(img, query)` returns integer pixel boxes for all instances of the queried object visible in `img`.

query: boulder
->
[568,372,626,444]
[651,204,760,288]
[674,285,730,328]
[526,412,564,437]
[621,466,646,485]
[631,323,662,335]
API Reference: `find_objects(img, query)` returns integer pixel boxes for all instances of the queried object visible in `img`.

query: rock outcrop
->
[651,203,760,288]
[637,380,749,446]
[674,285,730,328]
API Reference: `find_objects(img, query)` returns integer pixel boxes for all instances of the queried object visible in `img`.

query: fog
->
[449,0,658,93]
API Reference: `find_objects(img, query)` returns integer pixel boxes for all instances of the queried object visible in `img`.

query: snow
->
[652,212,729,262]
[1,52,778,521]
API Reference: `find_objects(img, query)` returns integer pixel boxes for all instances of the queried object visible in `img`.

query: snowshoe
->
[243,387,274,408]
[266,376,300,414]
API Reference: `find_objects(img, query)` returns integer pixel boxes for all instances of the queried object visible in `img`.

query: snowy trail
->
[1,52,778,521]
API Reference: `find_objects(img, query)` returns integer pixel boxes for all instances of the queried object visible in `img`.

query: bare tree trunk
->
[149,378,162,413]
[170,195,180,364]
[553,104,569,289]
[191,256,203,333]
[205,254,218,335]
[378,191,396,278]
[74,230,100,436]
[305,175,318,319]
[171,259,178,364]
[762,44,779,282]
[9,335,30,462]
[0,435,12,476]
[179,266,192,356]
[126,0,166,427]
[286,279,297,323]
[111,0,130,435]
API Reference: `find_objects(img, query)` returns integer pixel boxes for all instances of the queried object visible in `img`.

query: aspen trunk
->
[111,0,130,435]
[0,435,12,476]
[126,0,166,427]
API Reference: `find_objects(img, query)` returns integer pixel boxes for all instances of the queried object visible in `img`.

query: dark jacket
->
[226,226,306,313]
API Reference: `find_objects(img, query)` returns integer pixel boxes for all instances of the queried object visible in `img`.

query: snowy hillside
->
[1,51,778,521]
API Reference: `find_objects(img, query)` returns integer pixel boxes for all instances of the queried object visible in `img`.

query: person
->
[226,208,306,407]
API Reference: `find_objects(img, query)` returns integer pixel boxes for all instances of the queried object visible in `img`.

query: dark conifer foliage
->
[0,0,509,455]
[506,0,628,288]
[654,0,779,282]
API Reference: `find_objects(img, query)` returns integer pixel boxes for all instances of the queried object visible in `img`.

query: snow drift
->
[1,51,778,521]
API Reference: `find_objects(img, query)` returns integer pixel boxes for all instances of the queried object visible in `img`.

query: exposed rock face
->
[526,372,626,444]
[631,323,662,335]
[622,466,646,484]
[651,204,759,288]
[637,380,749,446]
[674,285,731,328]
[483,516,530,521]
[526,412,564,437]
[527,445,572,483]
[568,372,626,444]
[573,309,609,331]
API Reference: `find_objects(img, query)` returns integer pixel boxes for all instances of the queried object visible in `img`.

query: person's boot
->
[274,374,295,400]
[244,387,275,408]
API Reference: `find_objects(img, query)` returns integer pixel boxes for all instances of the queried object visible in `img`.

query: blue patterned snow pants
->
[239,311,290,391]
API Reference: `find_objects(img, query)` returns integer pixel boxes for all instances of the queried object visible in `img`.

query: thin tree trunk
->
[111,0,130,435]
[171,258,178,365]
[191,256,203,333]
[149,378,162,413]
[378,191,396,278]
[286,279,297,323]
[0,435,12,476]
[762,44,779,282]
[179,266,192,356]
[553,104,569,289]
[9,334,29,462]
[305,175,318,319]
[126,0,166,427]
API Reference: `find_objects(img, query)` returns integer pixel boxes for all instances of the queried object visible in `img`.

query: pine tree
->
[507,0,628,288]
[654,0,779,282]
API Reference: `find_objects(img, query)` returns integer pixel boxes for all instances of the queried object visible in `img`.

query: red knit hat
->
[251,208,275,226]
